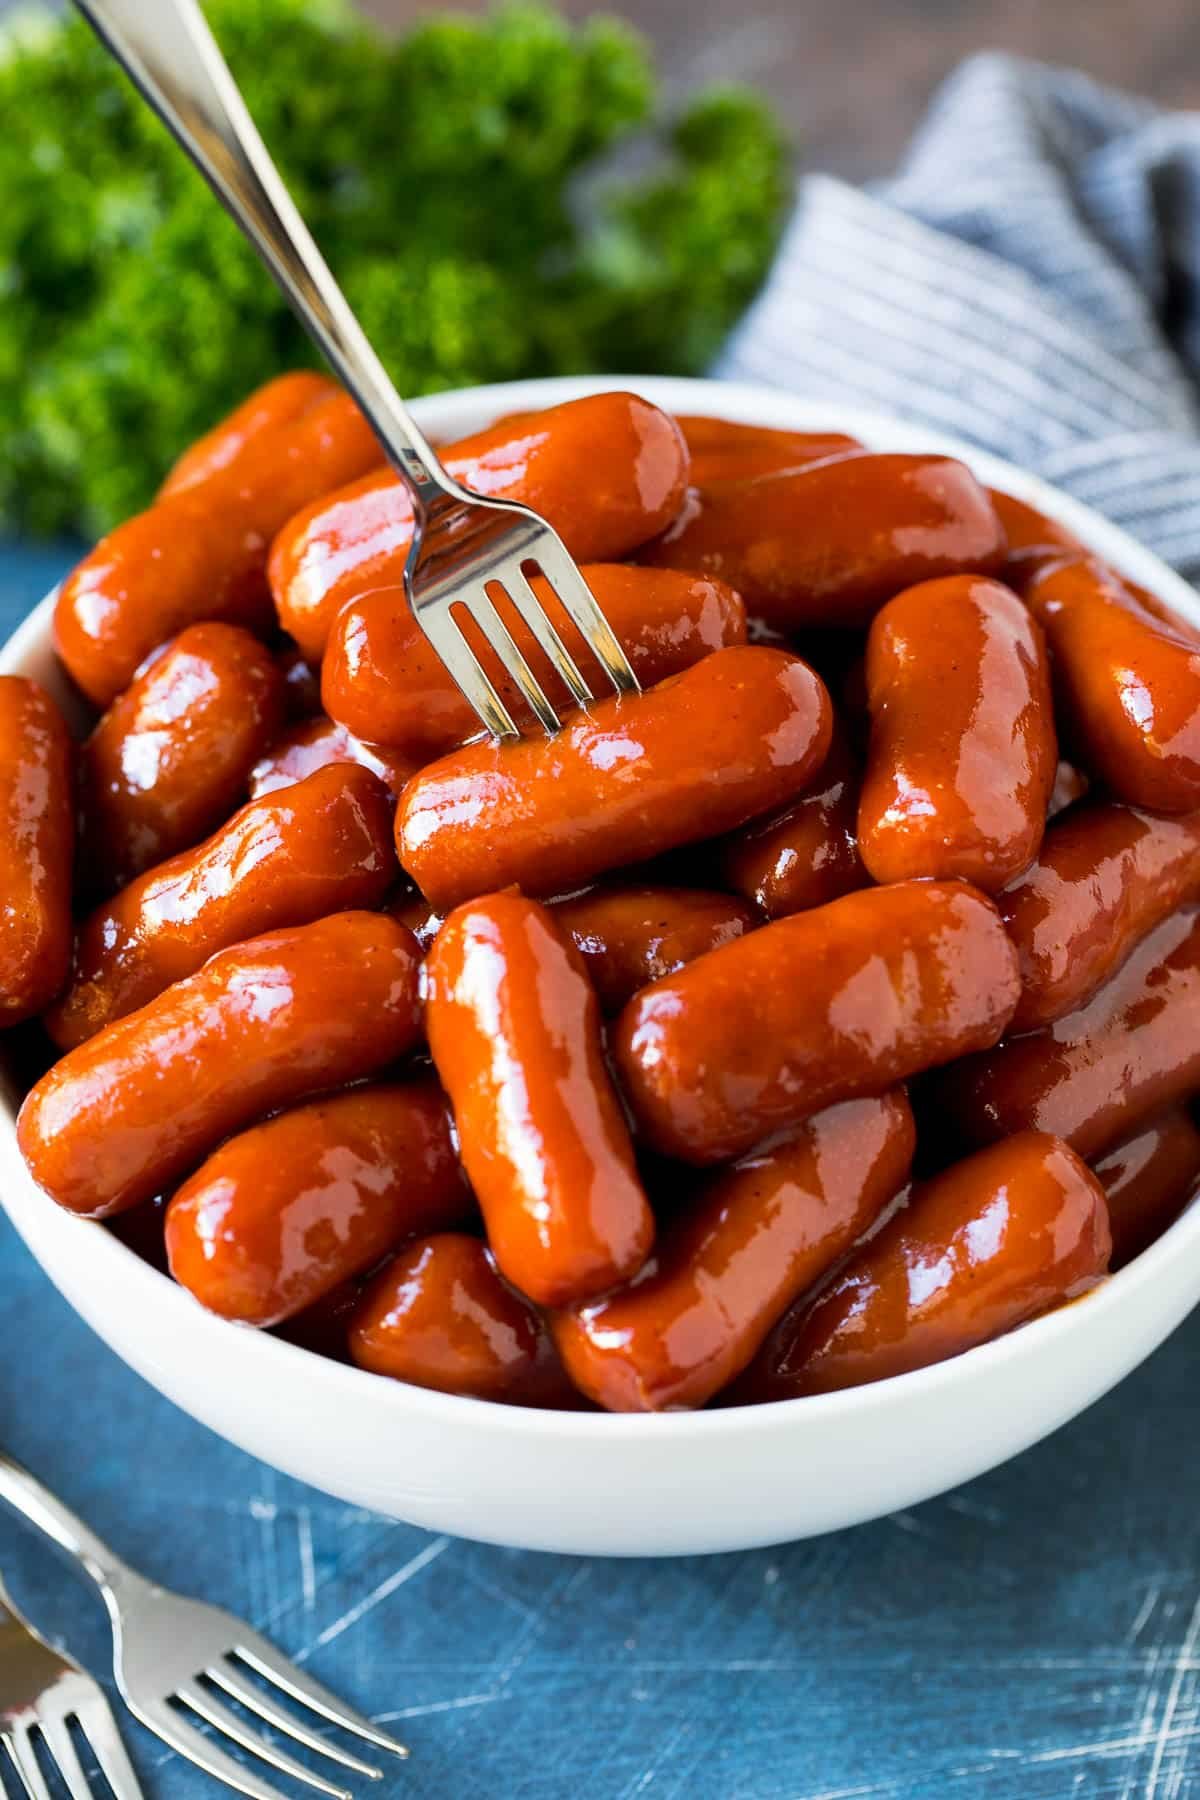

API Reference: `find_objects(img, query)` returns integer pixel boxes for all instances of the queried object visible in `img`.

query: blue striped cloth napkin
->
[717,53,1200,581]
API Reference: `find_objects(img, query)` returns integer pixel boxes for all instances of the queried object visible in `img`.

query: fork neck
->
[0,1453,133,1607]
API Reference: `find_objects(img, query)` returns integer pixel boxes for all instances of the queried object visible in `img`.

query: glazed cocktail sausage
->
[613,879,1019,1165]
[247,715,419,804]
[19,910,423,1219]
[859,575,1056,890]
[269,392,691,661]
[689,444,860,486]
[425,894,654,1306]
[47,764,397,1048]
[1093,1109,1200,1269]
[55,388,382,706]
[398,646,832,913]
[1000,802,1200,1032]
[1025,556,1200,813]
[322,565,747,759]
[349,1233,579,1405]
[640,453,1006,632]
[553,1091,915,1412]
[930,907,1200,1160]
[0,678,74,1025]
[550,885,755,1013]
[166,1080,466,1326]
[734,1133,1110,1400]
[716,727,865,917]
[158,371,336,498]
[675,416,862,459]
[78,623,284,895]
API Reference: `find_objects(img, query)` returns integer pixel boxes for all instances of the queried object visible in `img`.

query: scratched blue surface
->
[3,544,1200,1800]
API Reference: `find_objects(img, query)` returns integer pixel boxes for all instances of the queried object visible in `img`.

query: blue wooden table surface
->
[3,544,1200,1800]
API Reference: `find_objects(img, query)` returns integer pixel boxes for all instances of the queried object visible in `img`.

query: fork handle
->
[73,0,456,516]
[0,1452,131,1605]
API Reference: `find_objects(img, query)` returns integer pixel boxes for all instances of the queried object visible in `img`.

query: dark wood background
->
[365,0,1200,178]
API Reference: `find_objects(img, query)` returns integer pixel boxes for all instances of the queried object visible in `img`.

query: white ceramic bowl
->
[3,374,1199,1558]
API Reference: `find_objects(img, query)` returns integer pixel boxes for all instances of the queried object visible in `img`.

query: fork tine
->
[174,1683,350,1799]
[492,569,595,711]
[462,590,562,736]
[233,1634,409,1758]
[129,1702,292,1800]
[525,539,640,699]
[2,1728,51,1800]
[35,1719,90,1800]
[72,1696,144,1800]
[419,607,521,740]
[207,1663,381,1780]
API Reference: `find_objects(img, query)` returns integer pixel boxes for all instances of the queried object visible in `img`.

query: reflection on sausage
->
[270,392,691,661]
[553,1091,915,1411]
[425,894,654,1307]
[0,678,74,1025]
[641,453,1005,632]
[929,907,1200,1160]
[859,575,1056,891]
[167,1081,466,1326]
[19,911,423,1219]
[398,646,832,913]
[734,1132,1110,1400]
[322,564,746,759]
[614,879,1019,1165]
[48,764,397,1048]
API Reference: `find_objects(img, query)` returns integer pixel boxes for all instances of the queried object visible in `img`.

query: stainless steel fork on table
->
[0,1453,407,1800]
[0,1567,143,1800]
[75,0,641,743]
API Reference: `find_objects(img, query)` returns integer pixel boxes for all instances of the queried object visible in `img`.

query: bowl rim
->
[6,369,1200,1442]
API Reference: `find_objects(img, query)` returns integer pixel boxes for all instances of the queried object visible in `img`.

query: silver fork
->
[0,1454,407,1800]
[0,1570,142,1800]
[74,0,641,742]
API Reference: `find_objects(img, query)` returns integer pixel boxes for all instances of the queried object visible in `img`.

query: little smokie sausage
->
[1000,802,1200,1032]
[613,879,1019,1165]
[675,415,862,459]
[78,623,284,895]
[55,387,382,706]
[349,1233,579,1406]
[859,575,1056,891]
[158,371,336,498]
[47,764,397,1048]
[166,1081,466,1326]
[321,565,747,760]
[0,678,74,1025]
[677,420,862,488]
[1025,555,1200,813]
[640,453,1006,633]
[398,646,832,913]
[425,894,654,1307]
[716,727,866,917]
[734,1133,1110,1401]
[1093,1109,1200,1269]
[553,1090,915,1412]
[929,906,1200,1160]
[18,911,422,1219]
[270,392,691,662]
[551,885,756,1013]
[247,715,419,805]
